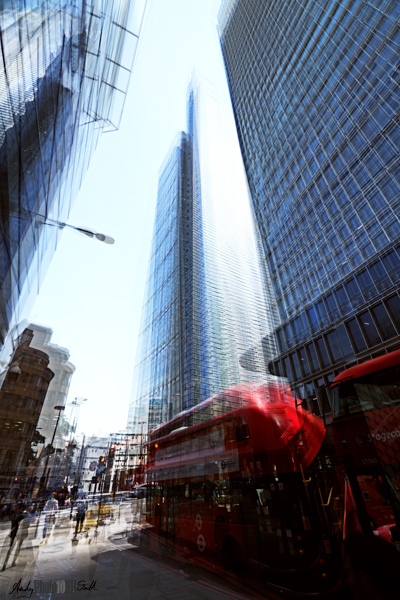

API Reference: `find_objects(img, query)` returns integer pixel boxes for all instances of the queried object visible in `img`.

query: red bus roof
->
[331,348,400,387]
[148,379,292,442]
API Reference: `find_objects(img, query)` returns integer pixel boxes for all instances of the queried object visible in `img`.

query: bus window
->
[224,417,250,443]
[332,364,400,419]
[367,366,400,406]
[332,379,365,418]
[236,417,250,442]
[225,419,236,443]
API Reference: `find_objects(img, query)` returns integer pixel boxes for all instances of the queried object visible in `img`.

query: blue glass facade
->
[127,134,190,433]
[128,82,277,433]
[219,0,400,415]
[0,0,146,352]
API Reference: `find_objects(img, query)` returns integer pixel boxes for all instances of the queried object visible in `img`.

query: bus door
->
[255,475,320,568]
[253,472,342,592]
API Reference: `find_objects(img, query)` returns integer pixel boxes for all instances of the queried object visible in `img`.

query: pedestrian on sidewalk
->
[41,493,58,543]
[2,503,25,570]
[2,506,37,570]
[75,502,87,535]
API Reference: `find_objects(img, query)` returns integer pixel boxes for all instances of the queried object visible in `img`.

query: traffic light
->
[107,444,115,468]
[96,456,106,477]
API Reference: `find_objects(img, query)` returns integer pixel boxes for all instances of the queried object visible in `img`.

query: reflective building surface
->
[27,323,75,451]
[128,81,277,434]
[1,2,400,599]
[0,327,54,496]
[0,323,76,502]
[219,0,400,419]
[0,0,146,353]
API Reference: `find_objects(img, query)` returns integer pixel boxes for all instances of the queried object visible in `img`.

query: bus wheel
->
[221,537,246,580]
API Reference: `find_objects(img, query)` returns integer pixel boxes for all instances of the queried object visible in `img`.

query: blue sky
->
[30,0,233,436]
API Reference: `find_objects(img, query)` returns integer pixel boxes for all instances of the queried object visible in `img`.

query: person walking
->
[41,493,58,543]
[74,502,87,535]
[2,506,37,570]
[2,503,25,570]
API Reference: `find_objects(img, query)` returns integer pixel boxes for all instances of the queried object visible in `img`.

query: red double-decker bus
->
[330,349,400,545]
[136,379,348,596]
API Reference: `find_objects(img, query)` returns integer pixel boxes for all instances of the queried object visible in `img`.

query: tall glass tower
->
[128,82,277,434]
[0,0,146,352]
[219,0,400,416]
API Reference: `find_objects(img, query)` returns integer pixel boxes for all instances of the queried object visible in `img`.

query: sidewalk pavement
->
[0,516,265,600]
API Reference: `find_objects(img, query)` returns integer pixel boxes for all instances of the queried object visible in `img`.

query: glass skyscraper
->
[0,0,146,352]
[219,0,400,417]
[128,82,277,434]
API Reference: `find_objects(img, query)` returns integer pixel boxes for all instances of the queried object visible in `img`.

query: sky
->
[29,0,234,437]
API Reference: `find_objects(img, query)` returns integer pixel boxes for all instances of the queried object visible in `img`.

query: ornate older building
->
[0,328,53,495]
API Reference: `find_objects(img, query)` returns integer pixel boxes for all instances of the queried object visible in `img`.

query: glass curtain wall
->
[0,0,146,356]
[128,81,278,434]
[127,135,188,433]
[219,0,400,414]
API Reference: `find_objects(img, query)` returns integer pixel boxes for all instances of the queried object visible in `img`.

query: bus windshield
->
[332,364,400,419]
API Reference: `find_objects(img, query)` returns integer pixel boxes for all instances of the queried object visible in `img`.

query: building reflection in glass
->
[0,328,54,500]
[0,324,76,505]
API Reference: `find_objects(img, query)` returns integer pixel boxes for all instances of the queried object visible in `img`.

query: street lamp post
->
[50,405,65,447]
[18,208,115,244]
[40,405,65,496]
[137,422,146,485]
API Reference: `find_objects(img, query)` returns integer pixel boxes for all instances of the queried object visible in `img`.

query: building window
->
[274,361,283,377]
[306,343,320,372]
[335,285,351,313]
[284,356,292,381]
[336,324,354,359]
[386,295,400,332]
[315,300,328,326]
[381,249,400,281]
[305,382,320,416]
[316,337,330,368]
[356,269,376,299]
[325,373,335,404]
[345,278,363,307]
[368,260,391,292]
[284,323,293,349]
[370,303,397,340]
[277,329,285,352]
[324,293,339,319]
[346,318,367,352]
[291,318,302,343]
[307,305,318,334]
[290,353,301,380]
[358,311,381,346]
[299,347,310,376]
[326,330,343,363]
[315,377,330,414]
